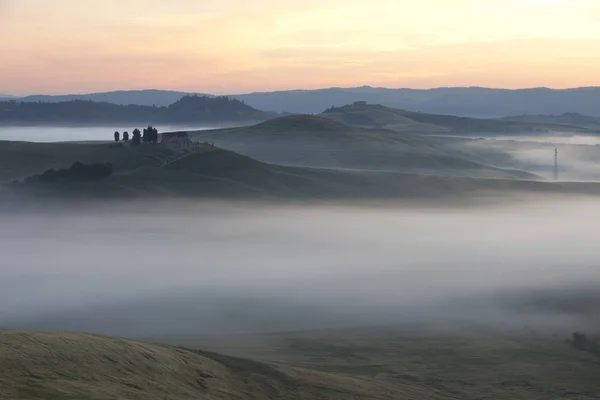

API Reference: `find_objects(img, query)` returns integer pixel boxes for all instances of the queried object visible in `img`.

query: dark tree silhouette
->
[151,126,158,143]
[27,162,113,182]
[132,129,142,146]
[122,131,129,141]
[114,131,120,142]
[143,126,159,143]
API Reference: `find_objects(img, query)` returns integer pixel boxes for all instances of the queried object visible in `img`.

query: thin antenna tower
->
[554,147,558,181]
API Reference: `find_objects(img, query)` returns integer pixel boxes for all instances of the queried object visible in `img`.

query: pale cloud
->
[1,0,599,94]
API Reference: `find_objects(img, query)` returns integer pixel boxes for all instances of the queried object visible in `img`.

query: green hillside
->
[503,113,600,130]
[322,102,448,133]
[0,330,401,400]
[0,141,175,182]
[188,327,600,400]
[1,328,597,400]
[6,143,600,202]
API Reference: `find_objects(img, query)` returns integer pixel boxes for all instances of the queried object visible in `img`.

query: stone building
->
[161,132,192,148]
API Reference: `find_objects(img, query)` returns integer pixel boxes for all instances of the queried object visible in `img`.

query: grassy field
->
[4,139,600,203]
[7,145,600,202]
[3,117,600,201]
[0,141,176,182]
[322,103,449,133]
[1,328,597,400]
[169,327,600,400]
[0,330,444,400]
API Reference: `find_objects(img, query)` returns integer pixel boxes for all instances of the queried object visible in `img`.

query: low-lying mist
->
[462,136,600,182]
[1,198,599,339]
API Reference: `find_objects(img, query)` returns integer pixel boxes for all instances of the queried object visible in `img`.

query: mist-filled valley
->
[2,104,600,400]
[5,1,600,397]
[1,199,598,340]
[3,114,599,400]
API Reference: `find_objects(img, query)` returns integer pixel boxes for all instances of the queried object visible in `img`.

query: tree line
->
[114,126,158,145]
[24,162,113,183]
[0,95,273,124]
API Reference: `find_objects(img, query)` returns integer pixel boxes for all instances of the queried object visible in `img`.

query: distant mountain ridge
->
[20,89,209,107]
[232,86,600,117]
[15,86,600,117]
[0,95,275,125]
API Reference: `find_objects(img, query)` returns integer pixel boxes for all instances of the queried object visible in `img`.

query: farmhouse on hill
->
[161,131,192,148]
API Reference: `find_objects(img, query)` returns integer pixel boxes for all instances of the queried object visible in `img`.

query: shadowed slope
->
[0,141,176,182]
[7,146,600,203]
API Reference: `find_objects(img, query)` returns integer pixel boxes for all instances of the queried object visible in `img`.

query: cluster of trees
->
[26,162,113,182]
[114,126,158,145]
[142,126,159,143]
[114,131,126,142]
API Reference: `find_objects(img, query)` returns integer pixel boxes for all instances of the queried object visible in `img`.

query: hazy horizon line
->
[4,84,600,98]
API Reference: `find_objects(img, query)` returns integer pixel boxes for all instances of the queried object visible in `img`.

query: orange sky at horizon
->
[1,0,600,95]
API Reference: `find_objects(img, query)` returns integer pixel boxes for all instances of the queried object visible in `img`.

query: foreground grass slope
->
[0,330,435,400]
[4,329,597,400]
[175,328,600,400]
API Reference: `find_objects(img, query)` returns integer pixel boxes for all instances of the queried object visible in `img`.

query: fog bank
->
[1,199,599,337]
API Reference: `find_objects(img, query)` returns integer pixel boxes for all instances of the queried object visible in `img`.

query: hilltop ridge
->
[321,102,586,133]
[254,114,350,132]
[185,116,539,178]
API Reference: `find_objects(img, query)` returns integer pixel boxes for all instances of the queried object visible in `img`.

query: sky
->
[1,0,600,95]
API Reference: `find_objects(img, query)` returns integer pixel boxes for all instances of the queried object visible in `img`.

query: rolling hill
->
[0,330,403,400]
[1,328,598,400]
[5,140,600,203]
[184,115,537,179]
[503,113,600,130]
[192,327,600,400]
[321,102,586,134]
[0,141,175,182]
[321,102,447,133]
